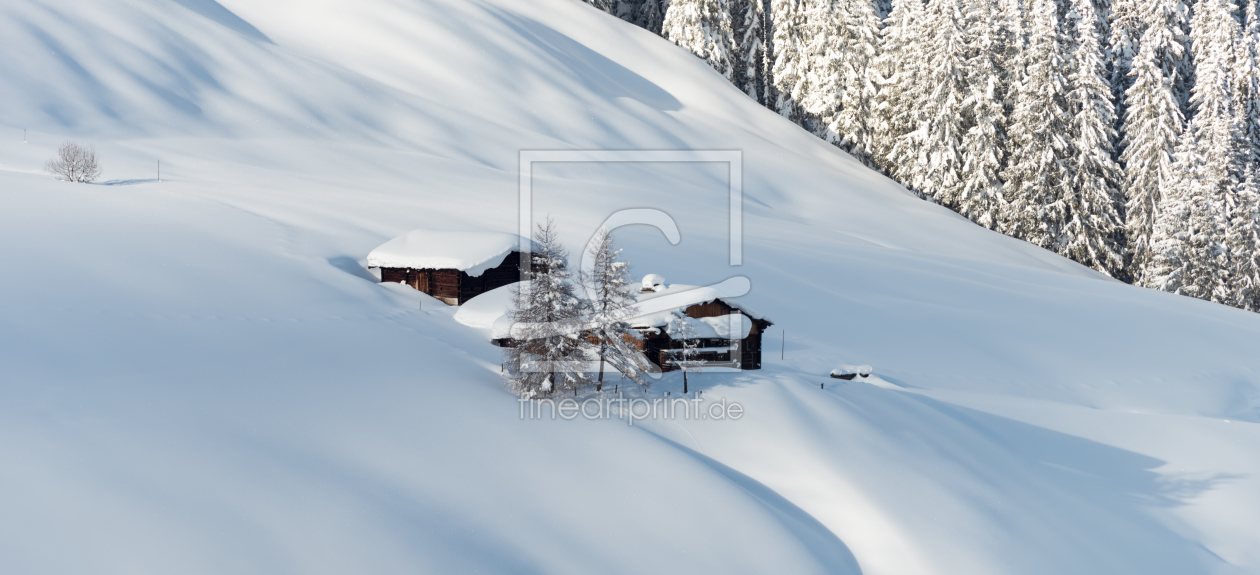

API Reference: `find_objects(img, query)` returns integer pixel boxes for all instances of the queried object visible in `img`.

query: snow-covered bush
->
[45,142,102,183]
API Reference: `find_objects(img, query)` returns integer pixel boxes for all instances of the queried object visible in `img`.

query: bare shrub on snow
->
[45,142,103,183]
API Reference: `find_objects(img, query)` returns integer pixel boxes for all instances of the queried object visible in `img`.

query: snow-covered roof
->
[455,276,769,342]
[628,281,770,328]
[673,314,753,339]
[366,229,535,277]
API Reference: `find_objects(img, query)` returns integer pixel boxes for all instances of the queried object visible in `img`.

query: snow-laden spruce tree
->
[733,0,767,102]
[829,0,882,164]
[1062,0,1125,276]
[872,0,892,19]
[899,0,971,206]
[583,0,624,19]
[1000,0,1073,250]
[1223,1,1260,311]
[795,0,881,162]
[1227,165,1260,311]
[870,0,928,184]
[957,0,1011,229]
[1240,0,1260,163]
[663,0,737,82]
[581,227,651,390]
[1109,0,1144,125]
[1145,0,1245,301]
[769,0,811,125]
[503,219,594,397]
[636,0,671,34]
[1120,0,1189,282]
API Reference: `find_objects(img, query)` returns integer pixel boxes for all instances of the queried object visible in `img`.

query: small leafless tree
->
[45,142,102,183]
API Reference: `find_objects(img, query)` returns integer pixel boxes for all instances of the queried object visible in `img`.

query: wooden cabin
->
[367,229,534,305]
[480,274,772,371]
[633,295,772,371]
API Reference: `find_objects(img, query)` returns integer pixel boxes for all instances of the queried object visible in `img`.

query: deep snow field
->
[3,0,1260,573]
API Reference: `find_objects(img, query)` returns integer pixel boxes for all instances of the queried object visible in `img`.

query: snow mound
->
[831,365,874,379]
[454,281,528,329]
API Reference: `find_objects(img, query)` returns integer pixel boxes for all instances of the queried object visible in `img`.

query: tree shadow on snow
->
[479,7,683,113]
[97,179,158,186]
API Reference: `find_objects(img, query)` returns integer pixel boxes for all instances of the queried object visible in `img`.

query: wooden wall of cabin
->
[684,300,734,319]
[681,300,769,370]
[740,332,762,370]
[381,252,527,306]
[458,252,526,305]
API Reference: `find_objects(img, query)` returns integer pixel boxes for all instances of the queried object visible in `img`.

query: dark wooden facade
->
[637,299,771,371]
[379,251,526,305]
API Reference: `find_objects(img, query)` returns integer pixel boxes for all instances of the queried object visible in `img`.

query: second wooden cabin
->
[367,229,535,305]
[483,274,773,371]
[629,275,773,371]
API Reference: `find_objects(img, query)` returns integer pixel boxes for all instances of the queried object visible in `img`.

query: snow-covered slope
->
[2,0,1260,573]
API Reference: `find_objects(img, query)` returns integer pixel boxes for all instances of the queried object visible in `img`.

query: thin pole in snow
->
[781,329,785,360]
[157,160,161,182]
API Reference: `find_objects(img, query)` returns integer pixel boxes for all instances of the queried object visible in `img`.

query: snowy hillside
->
[2,0,1260,573]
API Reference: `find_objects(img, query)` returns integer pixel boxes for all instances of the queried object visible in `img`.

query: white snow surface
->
[365,229,531,276]
[454,281,529,329]
[689,314,754,339]
[2,1,1260,574]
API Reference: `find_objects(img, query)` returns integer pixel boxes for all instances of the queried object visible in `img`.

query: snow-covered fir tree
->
[870,0,928,183]
[791,0,882,158]
[1227,165,1260,311]
[1145,0,1245,301]
[1109,0,1144,125]
[1000,0,1073,250]
[1120,0,1189,282]
[663,0,737,82]
[1234,2,1260,310]
[824,0,883,162]
[1240,0,1260,163]
[898,0,971,205]
[581,227,651,390]
[733,0,767,102]
[637,0,671,33]
[1063,0,1125,275]
[769,0,811,124]
[798,0,845,138]
[503,219,594,397]
[957,0,1012,229]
